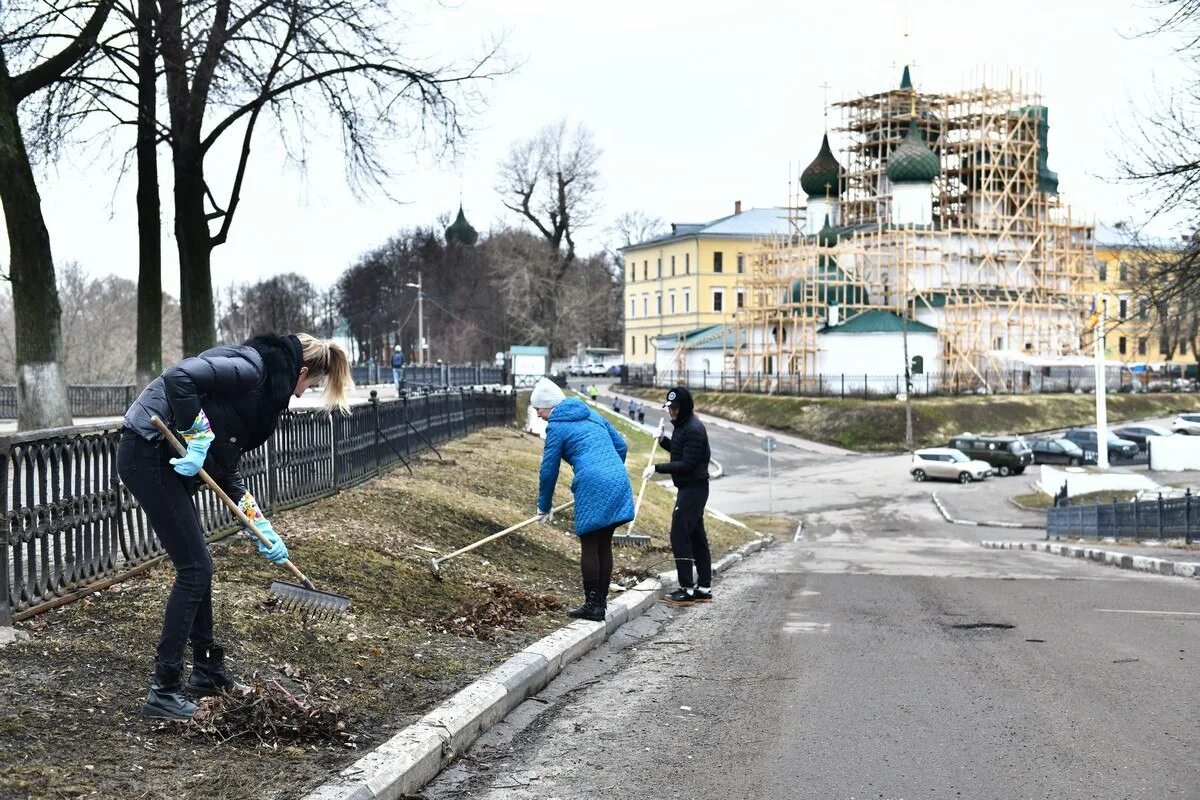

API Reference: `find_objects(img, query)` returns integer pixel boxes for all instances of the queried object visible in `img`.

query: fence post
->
[1187,489,1194,545]
[266,431,279,515]
[1157,493,1165,540]
[841,374,845,397]
[370,390,381,476]
[1132,498,1139,539]
[0,446,10,626]
[863,374,868,399]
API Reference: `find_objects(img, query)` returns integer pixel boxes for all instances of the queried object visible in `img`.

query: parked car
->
[1062,427,1140,462]
[945,433,1034,477]
[605,364,623,377]
[910,448,992,484]
[1113,424,1174,451]
[1171,413,1200,435]
[1028,437,1085,466]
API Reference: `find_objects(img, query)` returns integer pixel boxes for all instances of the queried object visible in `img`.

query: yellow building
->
[622,204,791,366]
[1092,223,1190,372]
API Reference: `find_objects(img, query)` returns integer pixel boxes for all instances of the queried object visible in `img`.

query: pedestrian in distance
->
[118,333,354,720]
[391,345,405,394]
[613,397,622,413]
[628,399,638,420]
[637,405,646,424]
[530,377,635,622]
[644,386,713,605]
[588,384,599,403]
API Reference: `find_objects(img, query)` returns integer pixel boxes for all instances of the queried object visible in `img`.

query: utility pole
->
[902,306,914,449]
[406,272,426,365]
[1094,297,1110,470]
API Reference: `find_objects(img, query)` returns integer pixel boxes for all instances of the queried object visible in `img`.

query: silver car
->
[911,447,993,483]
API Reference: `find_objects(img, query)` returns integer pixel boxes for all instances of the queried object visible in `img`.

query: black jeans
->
[579,524,617,593]
[116,430,214,667]
[670,484,711,589]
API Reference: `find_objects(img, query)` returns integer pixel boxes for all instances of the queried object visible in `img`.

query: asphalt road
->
[421,399,1200,799]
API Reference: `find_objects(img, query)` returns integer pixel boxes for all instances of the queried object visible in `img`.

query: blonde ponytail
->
[296,333,354,415]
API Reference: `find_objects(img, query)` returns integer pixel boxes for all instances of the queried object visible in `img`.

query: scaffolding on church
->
[724,69,1094,393]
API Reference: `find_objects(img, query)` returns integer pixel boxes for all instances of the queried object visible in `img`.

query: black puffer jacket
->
[123,335,303,497]
[654,387,710,487]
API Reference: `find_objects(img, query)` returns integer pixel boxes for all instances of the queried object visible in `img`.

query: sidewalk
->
[601,387,857,456]
[982,539,1200,579]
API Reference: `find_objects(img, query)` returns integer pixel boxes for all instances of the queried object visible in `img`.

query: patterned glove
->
[536,508,555,525]
[170,411,214,476]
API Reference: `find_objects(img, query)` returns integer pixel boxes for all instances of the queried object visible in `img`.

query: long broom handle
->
[433,500,575,567]
[626,428,663,540]
[150,415,316,590]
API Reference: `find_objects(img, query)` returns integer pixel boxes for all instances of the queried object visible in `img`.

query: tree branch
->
[12,0,115,102]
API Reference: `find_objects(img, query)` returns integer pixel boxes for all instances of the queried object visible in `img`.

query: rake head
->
[613,533,651,548]
[269,580,351,620]
[428,557,445,581]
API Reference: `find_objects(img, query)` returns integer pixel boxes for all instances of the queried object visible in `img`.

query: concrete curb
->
[304,534,775,800]
[981,540,1200,579]
[931,492,1045,530]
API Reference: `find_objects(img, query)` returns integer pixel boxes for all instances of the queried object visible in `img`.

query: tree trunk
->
[134,0,162,386]
[0,55,72,430]
[174,148,215,355]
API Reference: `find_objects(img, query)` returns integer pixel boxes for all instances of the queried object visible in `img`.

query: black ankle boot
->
[186,644,247,697]
[569,582,606,622]
[140,659,199,720]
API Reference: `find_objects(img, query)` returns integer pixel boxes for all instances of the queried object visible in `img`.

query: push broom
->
[150,416,351,619]
[612,428,660,548]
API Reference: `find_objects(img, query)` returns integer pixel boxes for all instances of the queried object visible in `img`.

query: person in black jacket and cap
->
[118,333,352,720]
[643,386,713,605]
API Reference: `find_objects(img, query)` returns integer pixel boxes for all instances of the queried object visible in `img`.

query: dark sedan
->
[1028,438,1085,466]
[1062,427,1141,463]
[1112,424,1174,451]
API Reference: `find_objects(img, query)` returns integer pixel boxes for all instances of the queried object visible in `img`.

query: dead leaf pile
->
[434,580,561,640]
[187,672,356,749]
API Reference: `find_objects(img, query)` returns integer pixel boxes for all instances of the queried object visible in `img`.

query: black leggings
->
[671,484,712,589]
[579,524,617,591]
[116,430,214,668]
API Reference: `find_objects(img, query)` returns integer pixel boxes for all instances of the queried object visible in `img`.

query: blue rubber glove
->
[169,439,210,476]
[253,518,289,564]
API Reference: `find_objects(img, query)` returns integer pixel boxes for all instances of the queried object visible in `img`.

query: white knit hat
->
[530,377,566,409]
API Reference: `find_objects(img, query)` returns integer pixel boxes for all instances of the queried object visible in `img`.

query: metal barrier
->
[351,363,504,388]
[0,385,138,420]
[624,368,1191,398]
[0,388,516,623]
[1047,491,1197,544]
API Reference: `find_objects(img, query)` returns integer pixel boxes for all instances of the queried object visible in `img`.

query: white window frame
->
[736,288,746,309]
[630,297,636,319]
[684,288,691,313]
[642,294,649,317]
[669,291,676,314]
[712,287,726,313]
[655,291,662,315]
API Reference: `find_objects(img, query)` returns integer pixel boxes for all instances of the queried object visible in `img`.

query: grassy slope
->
[622,387,1197,452]
[0,420,756,800]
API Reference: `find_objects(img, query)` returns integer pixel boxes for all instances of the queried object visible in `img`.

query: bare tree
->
[0,0,113,429]
[155,0,502,355]
[497,120,601,354]
[608,210,664,252]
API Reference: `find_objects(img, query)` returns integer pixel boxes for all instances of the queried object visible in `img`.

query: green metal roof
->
[886,119,939,184]
[900,65,913,90]
[445,205,479,246]
[819,310,936,335]
[653,324,739,351]
[800,133,843,199]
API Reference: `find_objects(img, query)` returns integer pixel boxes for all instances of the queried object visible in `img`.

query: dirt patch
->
[622,387,1196,452]
[0,423,757,800]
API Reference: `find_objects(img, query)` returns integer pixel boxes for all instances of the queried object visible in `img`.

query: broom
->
[613,426,661,547]
[150,416,351,619]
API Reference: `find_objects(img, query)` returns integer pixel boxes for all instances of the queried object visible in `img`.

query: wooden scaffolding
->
[725,72,1093,392]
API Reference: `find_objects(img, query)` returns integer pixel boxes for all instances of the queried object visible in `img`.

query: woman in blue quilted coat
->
[531,378,635,621]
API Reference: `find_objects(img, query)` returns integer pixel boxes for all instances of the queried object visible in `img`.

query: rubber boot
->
[140,659,199,720]
[186,644,248,697]
[568,582,606,622]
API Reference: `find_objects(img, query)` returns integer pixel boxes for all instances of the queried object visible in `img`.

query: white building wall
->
[816,331,940,379]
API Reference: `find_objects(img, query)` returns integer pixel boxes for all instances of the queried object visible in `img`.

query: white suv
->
[911,448,993,484]
[1171,414,1200,435]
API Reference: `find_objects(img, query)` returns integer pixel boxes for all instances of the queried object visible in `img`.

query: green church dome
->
[886,119,939,184]
[445,205,478,246]
[800,133,843,199]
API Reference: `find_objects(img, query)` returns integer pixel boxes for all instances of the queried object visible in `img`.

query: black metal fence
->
[1047,492,1198,543]
[0,385,137,420]
[0,388,515,623]
[625,368,1192,398]
[351,363,504,388]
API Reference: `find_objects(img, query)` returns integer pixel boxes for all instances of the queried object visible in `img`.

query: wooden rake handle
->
[627,426,663,540]
[149,415,315,590]
[433,500,576,569]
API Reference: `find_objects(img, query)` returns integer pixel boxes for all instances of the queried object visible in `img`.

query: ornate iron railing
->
[1046,492,1198,544]
[0,388,515,623]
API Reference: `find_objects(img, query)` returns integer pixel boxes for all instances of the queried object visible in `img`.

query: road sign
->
[762,436,778,453]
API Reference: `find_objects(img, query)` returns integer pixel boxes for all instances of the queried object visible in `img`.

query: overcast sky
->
[5,0,1190,295]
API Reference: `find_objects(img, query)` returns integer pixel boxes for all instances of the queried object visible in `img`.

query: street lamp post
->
[405,272,426,365]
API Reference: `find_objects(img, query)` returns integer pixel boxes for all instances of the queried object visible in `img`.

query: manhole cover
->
[951,622,1015,630]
